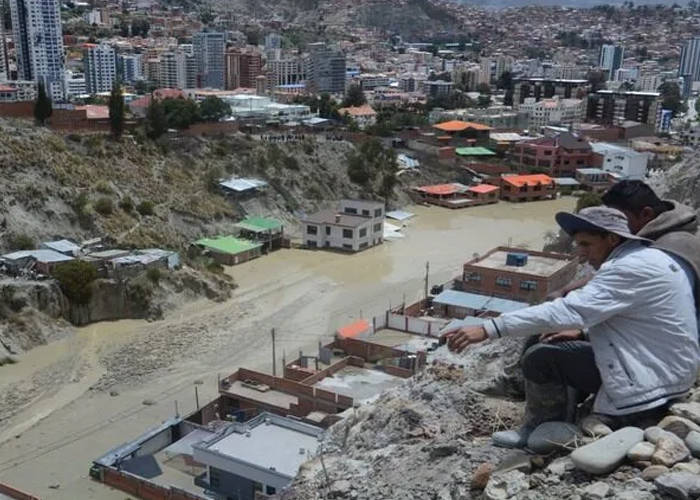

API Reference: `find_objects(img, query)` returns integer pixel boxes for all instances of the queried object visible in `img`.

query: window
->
[325,226,331,236]
[306,240,317,247]
[374,223,382,232]
[520,280,537,291]
[374,208,383,217]
[543,150,552,156]
[467,272,481,282]
[344,207,357,214]
[495,277,512,287]
[359,228,367,237]
[343,229,353,239]
[253,481,263,493]
[362,209,370,216]
[342,244,352,250]
[359,242,368,249]
[266,486,277,495]
[307,225,317,235]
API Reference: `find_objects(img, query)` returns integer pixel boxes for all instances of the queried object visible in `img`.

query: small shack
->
[194,236,263,266]
[1,249,74,275]
[233,217,284,253]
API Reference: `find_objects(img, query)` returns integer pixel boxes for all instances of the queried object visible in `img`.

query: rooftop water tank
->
[506,252,528,267]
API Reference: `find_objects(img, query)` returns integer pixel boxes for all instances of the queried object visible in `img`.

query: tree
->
[199,96,230,122]
[504,89,514,107]
[33,81,53,126]
[575,192,603,213]
[162,97,200,129]
[659,81,685,117]
[342,83,366,107]
[108,81,125,139]
[587,70,607,93]
[145,97,166,139]
[53,260,98,305]
[496,71,513,90]
[346,139,398,207]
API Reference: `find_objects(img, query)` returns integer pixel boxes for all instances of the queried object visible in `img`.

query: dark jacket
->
[639,200,700,308]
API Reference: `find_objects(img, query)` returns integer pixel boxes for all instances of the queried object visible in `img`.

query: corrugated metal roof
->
[433,290,527,314]
[553,178,581,186]
[234,217,282,233]
[42,239,80,255]
[220,177,268,192]
[2,249,74,263]
[195,236,262,255]
[386,210,415,221]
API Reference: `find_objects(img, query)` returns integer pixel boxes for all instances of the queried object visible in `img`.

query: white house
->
[301,200,384,252]
[590,142,649,181]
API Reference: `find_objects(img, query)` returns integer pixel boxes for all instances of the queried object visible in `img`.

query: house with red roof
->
[489,174,558,202]
[432,119,491,146]
[128,88,187,118]
[414,183,500,209]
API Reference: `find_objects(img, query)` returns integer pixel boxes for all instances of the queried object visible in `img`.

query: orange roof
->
[417,184,460,196]
[337,319,370,339]
[468,184,499,194]
[76,105,109,120]
[433,120,491,132]
[502,174,554,187]
[338,104,377,117]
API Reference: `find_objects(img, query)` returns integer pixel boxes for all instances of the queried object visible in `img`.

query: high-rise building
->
[679,37,700,96]
[224,49,262,89]
[64,70,86,97]
[266,57,305,90]
[307,42,346,95]
[599,45,624,80]
[83,44,117,94]
[10,0,65,99]
[159,51,188,89]
[193,31,225,89]
[586,89,661,128]
[118,54,143,84]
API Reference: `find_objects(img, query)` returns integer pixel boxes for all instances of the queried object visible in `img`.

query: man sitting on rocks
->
[446,206,700,449]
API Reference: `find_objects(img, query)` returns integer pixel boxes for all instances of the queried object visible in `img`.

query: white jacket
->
[484,240,700,415]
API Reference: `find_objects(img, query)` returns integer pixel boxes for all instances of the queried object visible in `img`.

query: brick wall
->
[385,365,414,378]
[300,357,350,385]
[101,467,206,500]
[0,482,40,500]
[181,122,238,136]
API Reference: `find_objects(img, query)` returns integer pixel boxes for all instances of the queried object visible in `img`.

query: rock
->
[658,416,700,439]
[527,421,582,454]
[651,433,691,467]
[530,455,546,469]
[631,460,651,470]
[471,463,494,490]
[645,426,665,444]
[641,465,669,481]
[429,443,459,459]
[493,450,532,475]
[48,484,60,489]
[623,477,655,491]
[670,402,700,426]
[686,430,700,458]
[582,482,610,500]
[672,461,700,474]
[613,492,655,500]
[580,415,614,438]
[546,456,575,476]
[109,390,119,397]
[627,441,655,462]
[142,399,156,406]
[571,427,644,475]
[329,479,351,497]
[484,470,530,500]
[655,472,700,500]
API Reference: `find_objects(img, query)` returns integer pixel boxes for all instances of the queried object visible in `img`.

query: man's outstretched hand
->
[445,326,488,353]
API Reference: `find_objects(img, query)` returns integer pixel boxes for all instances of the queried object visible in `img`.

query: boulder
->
[546,456,575,476]
[672,461,700,474]
[655,472,700,500]
[582,482,610,500]
[641,465,669,481]
[658,416,700,439]
[571,427,644,475]
[494,450,532,475]
[651,432,691,467]
[644,426,665,444]
[685,430,700,459]
[484,470,530,500]
[670,402,700,426]
[613,492,655,500]
[627,441,655,462]
[580,415,613,438]
[471,462,494,491]
[527,422,582,454]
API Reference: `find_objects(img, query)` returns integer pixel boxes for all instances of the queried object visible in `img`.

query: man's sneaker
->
[492,423,537,449]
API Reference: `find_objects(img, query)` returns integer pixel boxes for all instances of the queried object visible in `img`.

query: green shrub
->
[283,155,300,170]
[67,133,82,143]
[52,260,98,305]
[72,191,89,214]
[146,267,162,284]
[119,195,134,213]
[94,197,114,216]
[94,179,113,194]
[7,233,35,251]
[137,200,155,216]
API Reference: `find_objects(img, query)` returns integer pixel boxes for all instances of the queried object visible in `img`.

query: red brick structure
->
[511,131,593,177]
[488,174,558,202]
[457,246,578,302]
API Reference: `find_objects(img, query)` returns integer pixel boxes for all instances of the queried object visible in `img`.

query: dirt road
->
[0,199,575,499]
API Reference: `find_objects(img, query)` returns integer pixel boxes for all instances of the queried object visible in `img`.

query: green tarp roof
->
[455,147,496,156]
[234,217,283,233]
[194,236,262,255]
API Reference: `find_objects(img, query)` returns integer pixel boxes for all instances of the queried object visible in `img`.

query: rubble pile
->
[278,343,700,500]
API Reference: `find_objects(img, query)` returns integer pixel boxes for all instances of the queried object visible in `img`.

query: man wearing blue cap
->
[446,206,700,449]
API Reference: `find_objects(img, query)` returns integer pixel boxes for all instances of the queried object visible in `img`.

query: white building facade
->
[519,96,585,130]
[10,0,65,100]
[302,200,384,252]
[84,44,117,94]
[591,142,649,180]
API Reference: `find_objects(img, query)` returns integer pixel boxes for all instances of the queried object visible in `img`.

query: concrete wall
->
[207,466,256,500]
[304,218,382,252]
[101,467,205,500]
[0,482,40,500]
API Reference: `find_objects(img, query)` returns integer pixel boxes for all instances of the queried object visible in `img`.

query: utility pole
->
[271,327,277,376]
[424,261,430,301]
[194,385,199,410]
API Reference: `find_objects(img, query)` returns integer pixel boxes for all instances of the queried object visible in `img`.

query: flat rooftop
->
[470,251,570,277]
[206,417,321,478]
[222,380,298,410]
[313,365,405,401]
[369,329,440,352]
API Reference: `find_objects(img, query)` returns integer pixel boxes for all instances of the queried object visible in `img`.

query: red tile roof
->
[417,184,462,196]
[337,319,370,339]
[502,174,554,187]
[433,120,491,132]
[468,184,500,194]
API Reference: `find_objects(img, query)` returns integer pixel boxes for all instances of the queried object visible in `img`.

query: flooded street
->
[0,197,575,499]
